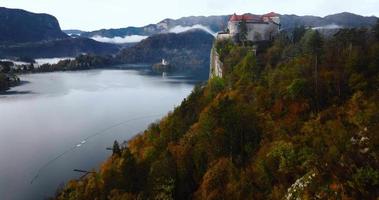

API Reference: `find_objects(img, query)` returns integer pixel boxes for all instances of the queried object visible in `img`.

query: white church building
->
[217,12,281,42]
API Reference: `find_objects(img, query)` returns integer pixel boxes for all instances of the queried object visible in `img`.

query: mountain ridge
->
[0,7,68,44]
[75,12,378,39]
[0,7,119,58]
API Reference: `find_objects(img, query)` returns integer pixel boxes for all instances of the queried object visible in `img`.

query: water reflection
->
[0,68,202,200]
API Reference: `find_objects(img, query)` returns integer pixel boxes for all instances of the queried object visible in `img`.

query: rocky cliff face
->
[0,7,68,44]
[209,46,223,78]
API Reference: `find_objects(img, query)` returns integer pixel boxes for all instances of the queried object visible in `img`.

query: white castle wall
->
[210,15,281,78]
[228,20,279,42]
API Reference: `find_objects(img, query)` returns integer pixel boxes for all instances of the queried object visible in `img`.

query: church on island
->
[217,12,281,42]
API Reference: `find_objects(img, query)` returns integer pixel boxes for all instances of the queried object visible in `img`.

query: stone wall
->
[246,22,279,41]
[228,21,279,42]
[209,46,223,78]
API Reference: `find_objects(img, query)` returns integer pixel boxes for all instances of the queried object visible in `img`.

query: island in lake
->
[0,2,379,200]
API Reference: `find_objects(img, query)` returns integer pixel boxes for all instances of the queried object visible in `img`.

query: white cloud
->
[0,59,29,66]
[91,35,148,44]
[312,24,343,30]
[169,24,216,37]
[35,57,75,65]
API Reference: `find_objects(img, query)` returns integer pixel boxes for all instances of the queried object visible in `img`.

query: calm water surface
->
[0,69,199,200]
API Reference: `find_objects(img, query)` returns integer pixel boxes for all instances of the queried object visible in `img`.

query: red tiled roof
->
[230,14,260,22]
[262,12,279,18]
[229,12,278,22]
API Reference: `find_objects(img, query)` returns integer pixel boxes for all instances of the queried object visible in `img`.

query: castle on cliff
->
[210,13,281,78]
[217,12,281,42]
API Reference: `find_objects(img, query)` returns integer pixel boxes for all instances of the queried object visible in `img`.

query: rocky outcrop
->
[0,7,68,44]
[209,45,223,78]
[0,7,120,58]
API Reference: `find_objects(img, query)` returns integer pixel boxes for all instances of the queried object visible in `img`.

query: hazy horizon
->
[1,0,378,31]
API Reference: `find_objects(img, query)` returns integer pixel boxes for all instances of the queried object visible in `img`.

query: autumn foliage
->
[56,22,379,200]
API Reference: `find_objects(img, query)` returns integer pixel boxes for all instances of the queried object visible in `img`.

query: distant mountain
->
[280,12,378,30]
[324,12,378,27]
[63,29,85,36]
[80,15,228,39]
[159,15,229,33]
[0,37,120,58]
[81,15,229,38]
[0,7,119,58]
[116,29,214,71]
[80,12,377,40]
[1,7,377,61]
[0,7,68,44]
[81,24,164,38]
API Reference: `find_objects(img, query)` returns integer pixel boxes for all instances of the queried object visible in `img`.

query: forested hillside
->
[55,21,379,200]
[0,7,68,44]
[117,30,214,71]
[0,37,120,58]
[0,61,20,91]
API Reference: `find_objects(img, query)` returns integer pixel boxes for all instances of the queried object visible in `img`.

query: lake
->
[0,68,200,200]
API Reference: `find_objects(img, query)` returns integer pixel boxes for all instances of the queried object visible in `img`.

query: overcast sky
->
[1,0,378,31]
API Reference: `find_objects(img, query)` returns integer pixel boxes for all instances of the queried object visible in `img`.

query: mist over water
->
[35,57,75,65]
[312,24,343,30]
[90,24,216,44]
[0,69,198,200]
[91,35,149,43]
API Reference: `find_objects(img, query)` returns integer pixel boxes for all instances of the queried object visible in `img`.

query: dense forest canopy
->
[55,21,379,200]
[0,61,20,91]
